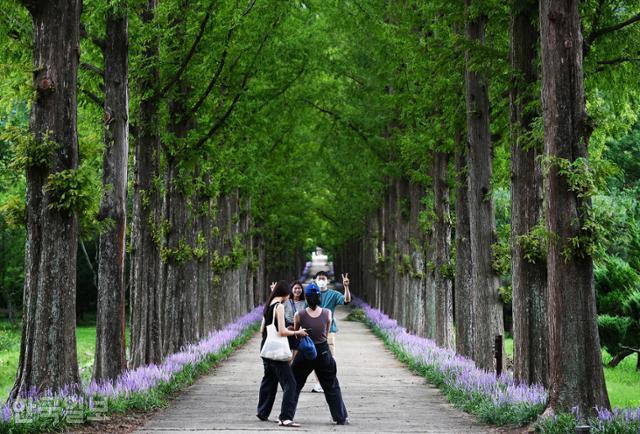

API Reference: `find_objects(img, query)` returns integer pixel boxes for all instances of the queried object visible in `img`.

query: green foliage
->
[0,195,25,227]
[595,254,640,315]
[499,285,512,305]
[1,126,60,170]
[44,166,95,214]
[345,307,365,322]
[598,314,637,355]
[516,221,548,264]
[595,252,640,363]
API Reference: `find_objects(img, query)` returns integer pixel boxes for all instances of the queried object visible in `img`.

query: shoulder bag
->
[259,302,292,361]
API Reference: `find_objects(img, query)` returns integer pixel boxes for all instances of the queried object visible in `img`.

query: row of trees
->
[1,0,639,420]
[329,0,640,417]
[1,0,317,401]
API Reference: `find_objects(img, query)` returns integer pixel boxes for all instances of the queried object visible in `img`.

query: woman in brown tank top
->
[290,283,349,425]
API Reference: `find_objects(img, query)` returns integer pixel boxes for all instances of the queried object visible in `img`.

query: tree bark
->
[94,3,129,382]
[464,0,504,370]
[510,0,549,388]
[540,0,610,414]
[10,0,81,400]
[454,131,474,358]
[129,0,163,369]
[433,152,454,349]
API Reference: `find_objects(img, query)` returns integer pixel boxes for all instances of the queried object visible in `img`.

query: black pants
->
[291,341,348,423]
[257,357,297,421]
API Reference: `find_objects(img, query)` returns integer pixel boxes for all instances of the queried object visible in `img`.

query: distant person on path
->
[291,283,349,425]
[257,281,308,427]
[311,270,351,393]
[284,280,307,362]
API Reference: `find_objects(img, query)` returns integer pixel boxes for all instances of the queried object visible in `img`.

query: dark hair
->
[314,271,328,279]
[264,280,291,316]
[306,292,321,310]
[290,280,306,302]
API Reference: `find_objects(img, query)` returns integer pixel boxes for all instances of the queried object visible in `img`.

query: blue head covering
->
[305,282,321,296]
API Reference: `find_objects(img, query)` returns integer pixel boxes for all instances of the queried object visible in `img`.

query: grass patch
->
[0,320,21,401]
[0,319,131,402]
[1,320,259,433]
[504,337,639,408]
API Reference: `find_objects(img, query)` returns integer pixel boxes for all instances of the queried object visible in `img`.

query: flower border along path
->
[0,307,262,433]
[351,298,640,434]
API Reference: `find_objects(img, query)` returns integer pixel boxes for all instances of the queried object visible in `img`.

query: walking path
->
[134,305,491,433]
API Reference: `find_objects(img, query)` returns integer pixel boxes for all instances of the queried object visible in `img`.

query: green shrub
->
[598,315,635,354]
[346,307,365,322]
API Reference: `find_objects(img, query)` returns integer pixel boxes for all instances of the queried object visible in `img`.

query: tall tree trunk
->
[129,0,163,368]
[433,152,454,349]
[10,0,81,400]
[464,0,504,370]
[409,182,426,335]
[510,0,548,388]
[539,0,610,414]
[454,131,473,358]
[94,3,129,382]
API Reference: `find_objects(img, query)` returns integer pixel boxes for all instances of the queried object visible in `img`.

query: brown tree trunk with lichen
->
[129,0,163,369]
[10,0,81,400]
[510,0,549,388]
[454,131,474,359]
[540,0,610,415]
[464,0,504,370]
[433,152,454,349]
[94,3,129,382]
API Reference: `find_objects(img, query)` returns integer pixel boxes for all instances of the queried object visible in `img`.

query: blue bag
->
[298,336,317,360]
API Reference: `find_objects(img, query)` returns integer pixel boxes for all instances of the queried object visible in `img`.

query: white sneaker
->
[311,383,324,393]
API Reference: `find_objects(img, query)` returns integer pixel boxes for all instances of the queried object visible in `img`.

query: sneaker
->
[311,383,324,393]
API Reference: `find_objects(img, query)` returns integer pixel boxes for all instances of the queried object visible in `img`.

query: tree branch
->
[192,88,245,150]
[160,8,213,96]
[303,99,370,143]
[595,51,640,71]
[303,99,387,161]
[253,61,307,113]
[597,56,640,66]
[80,62,104,79]
[586,12,640,47]
[79,238,98,290]
[80,88,104,108]
[184,27,235,119]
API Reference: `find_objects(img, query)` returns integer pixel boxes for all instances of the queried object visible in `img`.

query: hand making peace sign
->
[341,273,350,288]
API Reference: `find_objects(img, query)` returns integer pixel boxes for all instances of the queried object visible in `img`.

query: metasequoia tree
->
[10,0,82,399]
[94,0,129,382]
[539,0,610,414]
[463,0,504,371]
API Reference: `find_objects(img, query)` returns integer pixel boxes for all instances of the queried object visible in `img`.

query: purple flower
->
[1,305,262,426]
[1,404,10,423]
[354,297,548,409]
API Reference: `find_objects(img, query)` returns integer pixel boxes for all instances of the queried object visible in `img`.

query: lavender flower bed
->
[536,404,640,433]
[353,298,546,426]
[354,298,640,432]
[0,306,262,430]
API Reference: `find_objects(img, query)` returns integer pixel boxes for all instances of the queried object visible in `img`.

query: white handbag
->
[260,302,292,361]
